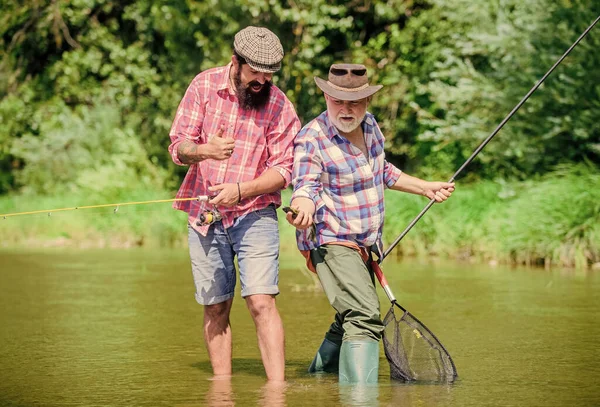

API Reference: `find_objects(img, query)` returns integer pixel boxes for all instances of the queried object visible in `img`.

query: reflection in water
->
[387,381,455,405]
[205,377,287,407]
[338,384,379,407]
[205,377,234,407]
[260,380,287,407]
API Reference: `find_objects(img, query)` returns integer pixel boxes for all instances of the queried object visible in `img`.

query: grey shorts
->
[188,206,280,305]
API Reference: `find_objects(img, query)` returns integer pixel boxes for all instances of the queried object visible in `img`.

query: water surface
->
[1,249,598,406]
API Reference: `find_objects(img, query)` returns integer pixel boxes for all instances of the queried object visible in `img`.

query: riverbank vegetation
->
[2,163,598,268]
[1,1,599,268]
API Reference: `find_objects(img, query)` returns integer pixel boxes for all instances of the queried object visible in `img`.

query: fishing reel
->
[192,195,222,226]
[196,209,222,226]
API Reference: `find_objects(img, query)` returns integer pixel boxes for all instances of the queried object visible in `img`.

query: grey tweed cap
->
[234,26,284,73]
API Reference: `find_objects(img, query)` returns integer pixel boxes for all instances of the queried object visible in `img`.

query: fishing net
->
[382,303,457,383]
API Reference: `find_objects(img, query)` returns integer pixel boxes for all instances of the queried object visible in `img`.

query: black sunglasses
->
[330,67,367,76]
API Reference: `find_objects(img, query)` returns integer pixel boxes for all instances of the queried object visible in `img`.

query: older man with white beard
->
[285,64,455,384]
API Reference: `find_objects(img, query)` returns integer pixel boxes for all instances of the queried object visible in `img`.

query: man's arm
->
[176,141,213,165]
[208,168,287,207]
[176,127,235,165]
[391,172,455,202]
[208,99,300,207]
[239,100,300,196]
[168,78,204,166]
[241,168,286,197]
[286,130,323,229]
[263,99,301,188]
[168,75,235,166]
[374,119,454,202]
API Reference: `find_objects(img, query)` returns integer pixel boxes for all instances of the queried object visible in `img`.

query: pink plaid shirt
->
[169,63,300,235]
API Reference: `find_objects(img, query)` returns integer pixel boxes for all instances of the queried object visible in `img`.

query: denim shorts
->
[187,205,280,305]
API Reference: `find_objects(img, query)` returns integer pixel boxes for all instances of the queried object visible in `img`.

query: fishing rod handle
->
[373,262,396,302]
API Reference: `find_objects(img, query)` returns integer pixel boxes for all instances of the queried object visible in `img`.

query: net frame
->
[372,260,457,383]
[381,301,458,383]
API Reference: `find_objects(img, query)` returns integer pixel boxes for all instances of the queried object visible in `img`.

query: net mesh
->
[382,304,457,383]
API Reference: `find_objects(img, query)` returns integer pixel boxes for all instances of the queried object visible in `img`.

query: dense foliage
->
[1,0,599,195]
[1,1,599,266]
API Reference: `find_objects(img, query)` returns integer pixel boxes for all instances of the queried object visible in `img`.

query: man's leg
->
[230,205,284,381]
[311,245,383,342]
[308,308,344,373]
[311,244,383,384]
[188,223,236,377]
[245,294,285,381]
[204,298,234,376]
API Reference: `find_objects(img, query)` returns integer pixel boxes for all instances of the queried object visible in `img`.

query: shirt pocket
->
[201,106,225,142]
[322,162,357,195]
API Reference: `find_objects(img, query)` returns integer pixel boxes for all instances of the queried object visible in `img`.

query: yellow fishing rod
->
[0,196,209,219]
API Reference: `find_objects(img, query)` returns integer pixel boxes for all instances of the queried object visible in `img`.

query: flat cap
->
[234,26,284,73]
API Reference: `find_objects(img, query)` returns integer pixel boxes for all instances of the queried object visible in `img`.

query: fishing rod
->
[0,196,210,219]
[369,16,600,383]
[380,13,600,263]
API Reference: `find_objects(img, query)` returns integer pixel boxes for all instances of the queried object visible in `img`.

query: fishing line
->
[0,196,209,220]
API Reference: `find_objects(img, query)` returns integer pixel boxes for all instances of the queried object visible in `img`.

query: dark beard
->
[234,67,272,111]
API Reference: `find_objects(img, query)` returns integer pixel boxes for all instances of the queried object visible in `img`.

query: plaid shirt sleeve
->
[291,127,326,211]
[383,160,403,187]
[168,76,205,166]
[265,100,301,187]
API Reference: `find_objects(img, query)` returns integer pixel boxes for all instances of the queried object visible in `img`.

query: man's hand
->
[177,126,236,164]
[208,183,240,207]
[423,182,455,202]
[285,197,315,230]
[207,126,236,160]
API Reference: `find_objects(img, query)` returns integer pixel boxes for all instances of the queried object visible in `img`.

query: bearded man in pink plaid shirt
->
[168,26,300,381]
[285,64,455,384]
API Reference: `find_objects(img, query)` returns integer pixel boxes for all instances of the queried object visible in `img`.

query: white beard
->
[330,111,366,134]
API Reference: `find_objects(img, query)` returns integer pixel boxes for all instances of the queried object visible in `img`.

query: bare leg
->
[245,294,285,381]
[203,298,234,377]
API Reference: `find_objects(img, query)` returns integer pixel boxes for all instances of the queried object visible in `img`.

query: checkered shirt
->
[169,63,301,235]
[291,111,402,252]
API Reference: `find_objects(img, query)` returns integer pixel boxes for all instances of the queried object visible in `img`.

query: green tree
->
[364,0,600,179]
[1,0,599,197]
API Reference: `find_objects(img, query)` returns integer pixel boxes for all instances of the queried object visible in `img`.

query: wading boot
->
[338,340,379,384]
[308,338,341,373]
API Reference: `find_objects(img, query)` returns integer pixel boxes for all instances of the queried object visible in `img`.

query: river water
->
[0,248,598,406]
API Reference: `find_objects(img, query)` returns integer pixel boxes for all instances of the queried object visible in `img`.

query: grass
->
[0,189,189,248]
[1,164,598,268]
[382,163,600,268]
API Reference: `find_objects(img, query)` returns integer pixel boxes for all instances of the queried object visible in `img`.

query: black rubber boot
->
[308,338,341,373]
